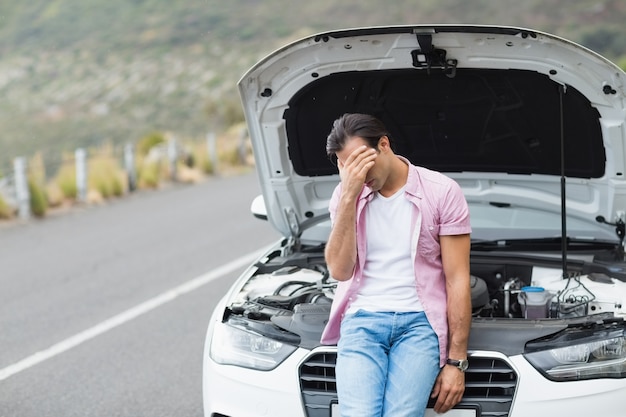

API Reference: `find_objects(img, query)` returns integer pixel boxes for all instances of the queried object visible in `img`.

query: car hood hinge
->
[283,207,301,254]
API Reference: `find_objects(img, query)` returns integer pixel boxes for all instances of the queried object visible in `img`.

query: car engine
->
[223,246,626,349]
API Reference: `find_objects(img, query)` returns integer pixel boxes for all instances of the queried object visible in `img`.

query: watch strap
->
[446,358,469,371]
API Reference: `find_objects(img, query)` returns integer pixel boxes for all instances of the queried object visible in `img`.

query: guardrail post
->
[75,148,88,203]
[168,136,178,181]
[206,132,218,175]
[13,157,30,220]
[124,143,137,192]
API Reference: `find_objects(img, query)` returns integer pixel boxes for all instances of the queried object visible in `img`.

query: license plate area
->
[330,403,477,417]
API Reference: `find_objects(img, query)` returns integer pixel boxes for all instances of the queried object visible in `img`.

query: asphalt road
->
[0,171,280,417]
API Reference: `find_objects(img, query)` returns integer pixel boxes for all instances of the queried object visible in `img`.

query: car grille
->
[299,352,518,417]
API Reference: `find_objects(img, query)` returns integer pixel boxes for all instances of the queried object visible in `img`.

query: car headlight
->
[209,320,297,371]
[524,327,626,381]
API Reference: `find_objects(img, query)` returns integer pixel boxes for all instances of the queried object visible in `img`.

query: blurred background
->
[0,0,625,220]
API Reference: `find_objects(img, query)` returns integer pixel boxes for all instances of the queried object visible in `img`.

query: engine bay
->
[223,246,626,349]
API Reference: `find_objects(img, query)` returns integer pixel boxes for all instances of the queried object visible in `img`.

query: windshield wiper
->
[471,237,618,252]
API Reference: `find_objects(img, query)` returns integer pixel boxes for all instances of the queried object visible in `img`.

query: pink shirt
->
[320,157,471,366]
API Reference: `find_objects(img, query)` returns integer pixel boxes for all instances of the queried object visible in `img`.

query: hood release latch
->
[411,33,457,78]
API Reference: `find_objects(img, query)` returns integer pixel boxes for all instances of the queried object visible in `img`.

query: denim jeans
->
[336,310,440,417]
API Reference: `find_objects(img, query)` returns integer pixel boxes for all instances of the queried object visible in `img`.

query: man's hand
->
[337,145,377,199]
[430,365,465,414]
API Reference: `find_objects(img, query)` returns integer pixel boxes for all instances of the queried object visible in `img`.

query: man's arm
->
[431,233,471,414]
[324,191,359,281]
[324,146,376,281]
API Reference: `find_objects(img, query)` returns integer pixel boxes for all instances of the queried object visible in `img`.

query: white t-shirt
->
[347,185,423,314]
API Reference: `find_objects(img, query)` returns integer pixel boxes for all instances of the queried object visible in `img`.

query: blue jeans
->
[336,310,440,417]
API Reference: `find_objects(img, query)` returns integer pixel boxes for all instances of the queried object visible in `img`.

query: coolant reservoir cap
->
[521,286,545,292]
[520,286,550,305]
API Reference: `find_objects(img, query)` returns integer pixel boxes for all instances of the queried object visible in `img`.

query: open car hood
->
[238,25,626,241]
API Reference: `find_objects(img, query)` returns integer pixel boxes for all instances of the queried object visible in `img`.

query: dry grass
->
[28,153,48,217]
[0,193,13,219]
[88,145,127,198]
[53,160,78,200]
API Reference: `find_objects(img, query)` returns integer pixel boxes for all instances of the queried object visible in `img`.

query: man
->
[320,113,472,417]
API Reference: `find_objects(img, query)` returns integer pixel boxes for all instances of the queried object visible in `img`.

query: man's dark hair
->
[326,113,391,157]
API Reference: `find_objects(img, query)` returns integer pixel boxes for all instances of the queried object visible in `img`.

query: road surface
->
[0,171,279,417]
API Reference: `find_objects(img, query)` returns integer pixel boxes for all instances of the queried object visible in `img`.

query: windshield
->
[468,203,617,241]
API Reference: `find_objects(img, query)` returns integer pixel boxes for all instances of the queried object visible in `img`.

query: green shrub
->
[54,163,77,199]
[138,160,161,188]
[28,178,48,217]
[220,147,241,165]
[111,175,124,196]
[201,158,214,175]
[137,132,166,157]
[0,193,13,219]
[190,142,214,174]
[88,155,126,198]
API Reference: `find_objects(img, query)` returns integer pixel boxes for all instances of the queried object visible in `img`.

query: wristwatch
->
[446,358,469,372]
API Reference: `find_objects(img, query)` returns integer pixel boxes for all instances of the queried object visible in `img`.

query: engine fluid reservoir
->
[518,286,551,319]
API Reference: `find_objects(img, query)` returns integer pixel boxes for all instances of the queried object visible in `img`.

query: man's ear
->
[378,136,391,152]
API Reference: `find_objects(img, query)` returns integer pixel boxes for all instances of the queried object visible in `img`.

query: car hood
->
[238,25,626,240]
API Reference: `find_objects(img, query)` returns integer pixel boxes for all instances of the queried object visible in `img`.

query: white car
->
[203,25,626,417]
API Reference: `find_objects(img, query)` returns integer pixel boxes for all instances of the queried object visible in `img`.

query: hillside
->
[1,0,625,173]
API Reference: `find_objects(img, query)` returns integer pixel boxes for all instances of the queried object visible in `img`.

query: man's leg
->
[336,311,393,417]
[382,312,440,417]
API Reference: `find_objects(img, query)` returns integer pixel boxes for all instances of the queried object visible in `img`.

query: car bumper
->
[203,346,310,417]
[506,354,626,416]
[204,345,626,417]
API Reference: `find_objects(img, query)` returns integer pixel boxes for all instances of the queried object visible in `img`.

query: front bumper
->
[203,346,310,417]
[204,345,626,417]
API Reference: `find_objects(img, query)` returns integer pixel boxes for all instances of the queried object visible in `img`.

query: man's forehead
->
[335,137,372,164]
[340,136,369,152]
